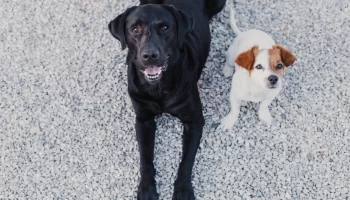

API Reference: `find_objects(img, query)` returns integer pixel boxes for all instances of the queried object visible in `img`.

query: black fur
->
[109,0,226,199]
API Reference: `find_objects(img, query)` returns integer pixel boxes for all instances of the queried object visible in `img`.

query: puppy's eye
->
[131,27,141,34]
[276,63,283,70]
[161,25,168,32]
[255,64,263,69]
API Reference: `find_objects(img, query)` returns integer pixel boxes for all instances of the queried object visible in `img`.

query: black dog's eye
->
[276,63,283,70]
[161,25,168,32]
[255,64,263,69]
[131,27,141,34]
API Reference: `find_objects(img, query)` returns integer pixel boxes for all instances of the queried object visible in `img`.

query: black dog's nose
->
[141,49,160,60]
[268,75,278,85]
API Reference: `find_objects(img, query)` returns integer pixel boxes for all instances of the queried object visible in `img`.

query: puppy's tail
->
[229,7,242,35]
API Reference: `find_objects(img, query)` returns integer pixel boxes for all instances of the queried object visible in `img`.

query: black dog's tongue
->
[144,66,162,75]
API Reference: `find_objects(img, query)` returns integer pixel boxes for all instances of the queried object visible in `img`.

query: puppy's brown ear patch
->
[235,46,259,71]
[274,45,296,67]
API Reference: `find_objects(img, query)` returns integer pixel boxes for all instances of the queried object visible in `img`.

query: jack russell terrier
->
[220,7,296,129]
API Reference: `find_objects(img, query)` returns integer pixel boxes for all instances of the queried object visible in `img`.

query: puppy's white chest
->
[241,87,269,102]
[233,75,280,103]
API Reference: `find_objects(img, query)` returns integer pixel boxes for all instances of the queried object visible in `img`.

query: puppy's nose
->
[141,49,160,61]
[268,75,278,85]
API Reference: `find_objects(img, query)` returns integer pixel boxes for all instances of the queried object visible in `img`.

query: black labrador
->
[109,0,225,199]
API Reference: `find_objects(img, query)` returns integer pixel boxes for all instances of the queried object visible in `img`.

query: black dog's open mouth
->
[140,57,169,84]
[141,66,163,82]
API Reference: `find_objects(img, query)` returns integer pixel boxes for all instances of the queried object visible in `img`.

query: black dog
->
[109,0,225,199]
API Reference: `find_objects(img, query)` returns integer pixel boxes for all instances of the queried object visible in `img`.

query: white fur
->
[220,7,283,129]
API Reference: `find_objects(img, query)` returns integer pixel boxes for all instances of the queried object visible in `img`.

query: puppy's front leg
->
[258,99,273,126]
[173,115,204,200]
[220,94,241,129]
[136,116,159,200]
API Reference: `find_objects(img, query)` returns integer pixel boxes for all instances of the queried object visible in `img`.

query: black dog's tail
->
[205,0,226,19]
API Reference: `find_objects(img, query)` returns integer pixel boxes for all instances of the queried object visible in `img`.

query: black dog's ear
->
[164,5,195,48]
[108,7,136,50]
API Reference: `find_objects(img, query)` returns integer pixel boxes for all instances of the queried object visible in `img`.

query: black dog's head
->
[109,5,194,84]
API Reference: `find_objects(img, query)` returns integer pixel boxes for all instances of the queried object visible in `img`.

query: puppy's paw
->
[258,109,272,126]
[137,179,159,200]
[219,113,238,130]
[172,183,194,200]
[223,65,234,78]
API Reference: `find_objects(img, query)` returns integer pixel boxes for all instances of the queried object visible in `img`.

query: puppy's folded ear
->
[164,5,195,49]
[274,45,296,67]
[108,6,136,50]
[235,46,259,71]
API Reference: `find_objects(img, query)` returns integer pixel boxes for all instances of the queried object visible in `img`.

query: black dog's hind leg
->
[139,0,163,5]
[206,0,227,19]
[136,116,159,200]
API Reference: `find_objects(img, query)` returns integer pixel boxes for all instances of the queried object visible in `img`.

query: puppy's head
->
[235,45,296,89]
[108,5,194,84]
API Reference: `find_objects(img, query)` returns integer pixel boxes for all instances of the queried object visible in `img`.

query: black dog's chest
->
[131,82,194,116]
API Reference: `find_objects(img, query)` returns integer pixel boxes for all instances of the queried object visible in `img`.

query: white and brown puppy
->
[220,7,296,129]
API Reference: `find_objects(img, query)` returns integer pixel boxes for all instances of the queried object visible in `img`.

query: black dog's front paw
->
[172,183,195,200]
[137,179,159,200]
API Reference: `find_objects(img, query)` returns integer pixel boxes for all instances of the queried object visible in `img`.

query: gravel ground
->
[1,0,350,199]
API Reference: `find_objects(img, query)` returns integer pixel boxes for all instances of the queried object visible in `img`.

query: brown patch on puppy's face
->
[235,46,259,73]
[269,45,297,77]
[273,45,296,67]
[268,48,285,77]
